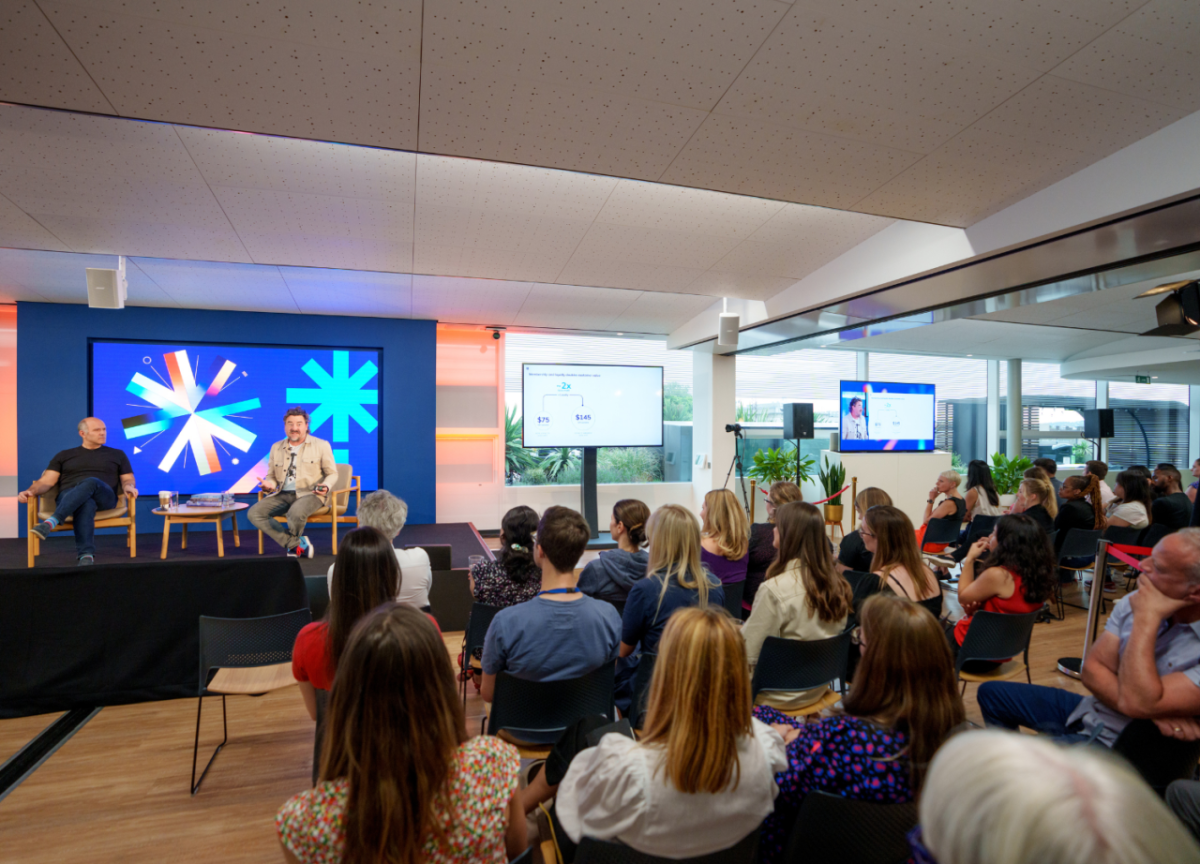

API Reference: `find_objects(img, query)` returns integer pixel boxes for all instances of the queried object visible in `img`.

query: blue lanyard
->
[538,587,579,596]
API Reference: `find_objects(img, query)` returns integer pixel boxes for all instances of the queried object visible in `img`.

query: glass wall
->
[1000,362,1096,466]
[1107,380,1190,469]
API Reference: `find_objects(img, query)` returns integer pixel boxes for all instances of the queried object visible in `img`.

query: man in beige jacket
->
[247,407,338,557]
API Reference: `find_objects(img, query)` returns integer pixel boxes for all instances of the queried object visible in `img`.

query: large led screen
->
[838,380,935,452]
[91,341,380,494]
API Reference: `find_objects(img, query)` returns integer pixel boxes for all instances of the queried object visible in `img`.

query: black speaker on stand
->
[782,403,814,485]
[1082,409,1115,439]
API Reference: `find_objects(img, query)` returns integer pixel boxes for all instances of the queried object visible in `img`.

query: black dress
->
[745,522,777,607]
[1023,504,1054,536]
[837,530,874,573]
[1054,499,1097,556]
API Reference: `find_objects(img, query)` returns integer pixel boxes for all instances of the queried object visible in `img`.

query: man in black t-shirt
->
[18,417,138,564]
[1153,466,1193,532]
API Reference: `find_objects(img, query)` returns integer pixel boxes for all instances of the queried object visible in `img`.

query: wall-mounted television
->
[522,363,663,448]
[91,340,381,493]
[839,380,936,452]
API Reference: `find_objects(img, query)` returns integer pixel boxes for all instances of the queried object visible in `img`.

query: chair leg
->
[331,514,338,556]
[191,694,228,795]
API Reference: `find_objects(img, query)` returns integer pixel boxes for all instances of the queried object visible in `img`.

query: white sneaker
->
[298,536,314,558]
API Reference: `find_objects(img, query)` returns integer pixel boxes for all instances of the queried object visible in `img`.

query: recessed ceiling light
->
[966,354,973,357]
[617,332,623,336]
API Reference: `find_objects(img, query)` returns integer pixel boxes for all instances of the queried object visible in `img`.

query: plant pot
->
[823,503,844,523]
[999,493,1017,508]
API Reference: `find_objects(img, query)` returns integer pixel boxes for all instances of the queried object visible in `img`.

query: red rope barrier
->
[811,485,851,506]
[1107,543,1152,570]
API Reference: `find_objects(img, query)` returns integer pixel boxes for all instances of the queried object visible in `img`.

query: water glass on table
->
[468,554,484,575]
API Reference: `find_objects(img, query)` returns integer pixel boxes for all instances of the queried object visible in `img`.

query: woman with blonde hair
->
[747,481,804,607]
[742,501,853,709]
[755,594,964,864]
[861,505,942,617]
[918,469,966,553]
[913,730,1200,864]
[836,486,893,574]
[700,488,751,587]
[555,607,787,860]
[1015,475,1056,535]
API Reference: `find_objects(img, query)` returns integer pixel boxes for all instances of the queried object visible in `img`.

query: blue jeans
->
[977,682,1093,744]
[52,478,117,558]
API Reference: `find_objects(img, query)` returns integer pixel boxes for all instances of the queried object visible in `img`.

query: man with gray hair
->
[979,528,1200,745]
[247,407,338,558]
[325,489,432,608]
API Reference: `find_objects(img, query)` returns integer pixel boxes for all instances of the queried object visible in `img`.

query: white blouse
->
[1106,500,1149,530]
[556,719,787,859]
[326,546,432,608]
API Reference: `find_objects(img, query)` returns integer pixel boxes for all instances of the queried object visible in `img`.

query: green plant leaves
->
[746,446,815,486]
[818,456,847,505]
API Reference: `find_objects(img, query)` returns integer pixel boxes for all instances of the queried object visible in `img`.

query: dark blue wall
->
[16,302,436,535]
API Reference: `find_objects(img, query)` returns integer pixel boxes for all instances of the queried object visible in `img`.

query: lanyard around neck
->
[538,587,579,596]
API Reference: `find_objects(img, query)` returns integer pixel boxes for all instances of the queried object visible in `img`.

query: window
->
[1107,380,1190,469]
[1000,363,1096,466]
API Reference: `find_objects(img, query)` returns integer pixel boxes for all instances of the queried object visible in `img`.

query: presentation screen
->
[838,380,936,452]
[522,364,663,448]
[90,340,381,494]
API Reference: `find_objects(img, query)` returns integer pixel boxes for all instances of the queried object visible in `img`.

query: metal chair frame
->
[460,602,502,709]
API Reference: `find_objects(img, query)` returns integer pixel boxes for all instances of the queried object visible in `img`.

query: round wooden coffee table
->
[154,503,250,559]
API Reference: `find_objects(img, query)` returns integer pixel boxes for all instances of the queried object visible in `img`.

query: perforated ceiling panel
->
[279,266,413,318]
[0,248,175,305]
[0,0,116,114]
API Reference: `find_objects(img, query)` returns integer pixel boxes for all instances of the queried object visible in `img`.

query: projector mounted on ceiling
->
[1138,279,1200,337]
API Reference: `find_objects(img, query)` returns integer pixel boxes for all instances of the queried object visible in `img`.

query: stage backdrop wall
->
[16,302,435,535]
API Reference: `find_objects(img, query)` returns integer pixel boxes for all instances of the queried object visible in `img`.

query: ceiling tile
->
[684,271,796,301]
[595,181,784,236]
[566,222,743,271]
[132,257,298,313]
[660,114,922,209]
[607,291,719,335]
[411,274,532,324]
[0,248,175,305]
[554,258,707,295]
[1052,0,1200,110]
[418,65,709,182]
[278,266,412,318]
[422,0,789,112]
[41,0,421,149]
[0,0,116,114]
[0,192,72,253]
[512,283,637,331]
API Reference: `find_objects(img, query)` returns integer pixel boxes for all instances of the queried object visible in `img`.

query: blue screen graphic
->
[838,380,936,452]
[91,341,380,494]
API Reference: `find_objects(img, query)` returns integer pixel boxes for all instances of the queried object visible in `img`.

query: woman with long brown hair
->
[277,604,526,863]
[861,505,942,618]
[835,486,892,574]
[556,606,787,860]
[747,481,803,606]
[754,594,965,864]
[742,501,853,709]
[700,488,751,586]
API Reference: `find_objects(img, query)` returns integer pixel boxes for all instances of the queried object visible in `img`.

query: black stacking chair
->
[1102,525,1147,594]
[1054,528,1103,618]
[629,652,657,731]
[1113,719,1200,797]
[721,580,745,620]
[460,602,502,708]
[783,791,918,864]
[193,607,312,794]
[1139,523,1173,551]
[485,663,616,755]
[575,830,758,863]
[920,517,963,565]
[954,609,1039,697]
[842,570,882,628]
[751,632,852,717]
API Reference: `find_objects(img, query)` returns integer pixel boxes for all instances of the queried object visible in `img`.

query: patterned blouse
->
[276,736,520,864]
[752,706,914,864]
[472,557,542,608]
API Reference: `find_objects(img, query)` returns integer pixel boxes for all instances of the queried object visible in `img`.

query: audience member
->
[480,507,621,704]
[620,504,724,660]
[325,489,430,609]
[1154,465,1193,531]
[1033,457,1064,501]
[1085,460,1117,508]
[862,505,942,618]
[1015,476,1056,534]
[577,498,650,605]
[1187,458,1200,504]
[553,607,787,861]
[918,469,965,553]
[294,527,441,720]
[1154,463,1179,500]
[700,488,750,586]
[277,604,526,863]
[915,730,1200,864]
[742,502,853,709]
[470,505,542,608]
[963,460,1003,522]
[1107,469,1153,529]
[977,528,1200,745]
[835,487,892,574]
[748,481,803,605]
[756,595,965,864]
[951,515,1054,671]
[1054,475,1107,577]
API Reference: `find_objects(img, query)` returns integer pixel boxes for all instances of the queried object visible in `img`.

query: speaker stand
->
[580,447,599,539]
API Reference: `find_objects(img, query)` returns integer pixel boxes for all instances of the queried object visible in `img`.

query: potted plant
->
[746,445,815,488]
[989,452,1033,506]
[818,456,847,523]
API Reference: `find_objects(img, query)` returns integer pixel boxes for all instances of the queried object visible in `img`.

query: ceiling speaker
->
[86,257,127,310]
[717,312,739,347]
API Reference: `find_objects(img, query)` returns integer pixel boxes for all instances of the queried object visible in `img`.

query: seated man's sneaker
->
[78,554,94,566]
[30,519,56,540]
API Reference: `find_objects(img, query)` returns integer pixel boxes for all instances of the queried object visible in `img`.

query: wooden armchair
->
[27,485,137,567]
[257,464,360,555]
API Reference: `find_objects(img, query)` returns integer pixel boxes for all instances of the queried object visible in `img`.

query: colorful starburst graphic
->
[121,350,261,475]
[286,351,378,462]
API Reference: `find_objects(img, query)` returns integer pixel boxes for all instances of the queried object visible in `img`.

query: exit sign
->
[1135,375,1152,384]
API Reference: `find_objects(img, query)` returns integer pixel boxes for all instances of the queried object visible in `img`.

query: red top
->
[292,613,443,691]
[953,568,1041,646]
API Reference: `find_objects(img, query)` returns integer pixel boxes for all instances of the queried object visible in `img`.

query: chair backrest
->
[751,632,852,700]
[575,830,758,864]
[198,608,312,692]
[721,580,745,619]
[333,464,353,491]
[955,610,1039,671]
[487,663,616,744]
[463,602,502,661]
[1058,528,1102,561]
[1139,523,1173,550]
[782,791,917,864]
[1102,525,1143,548]
[921,517,962,549]
[1113,718,1200,795]
[630,652,658,730]
[964,515,999,545]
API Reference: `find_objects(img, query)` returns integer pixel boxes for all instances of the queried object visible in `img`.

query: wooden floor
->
[0,580,1104,864]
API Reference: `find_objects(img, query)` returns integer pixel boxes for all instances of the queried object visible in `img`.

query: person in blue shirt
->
[576,499,651,605]
[480,506,622,703]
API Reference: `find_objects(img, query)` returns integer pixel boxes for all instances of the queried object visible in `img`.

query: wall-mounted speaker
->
[86,256,127,309]
[1082,408,1115,439]
[782,403,814,439]
[717,312,739,347]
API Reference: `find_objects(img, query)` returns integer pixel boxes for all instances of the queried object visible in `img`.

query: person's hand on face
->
[1133,541,1199,622]
[965,537,990,561]
[772,526,779,550]
[929,486,940,501]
